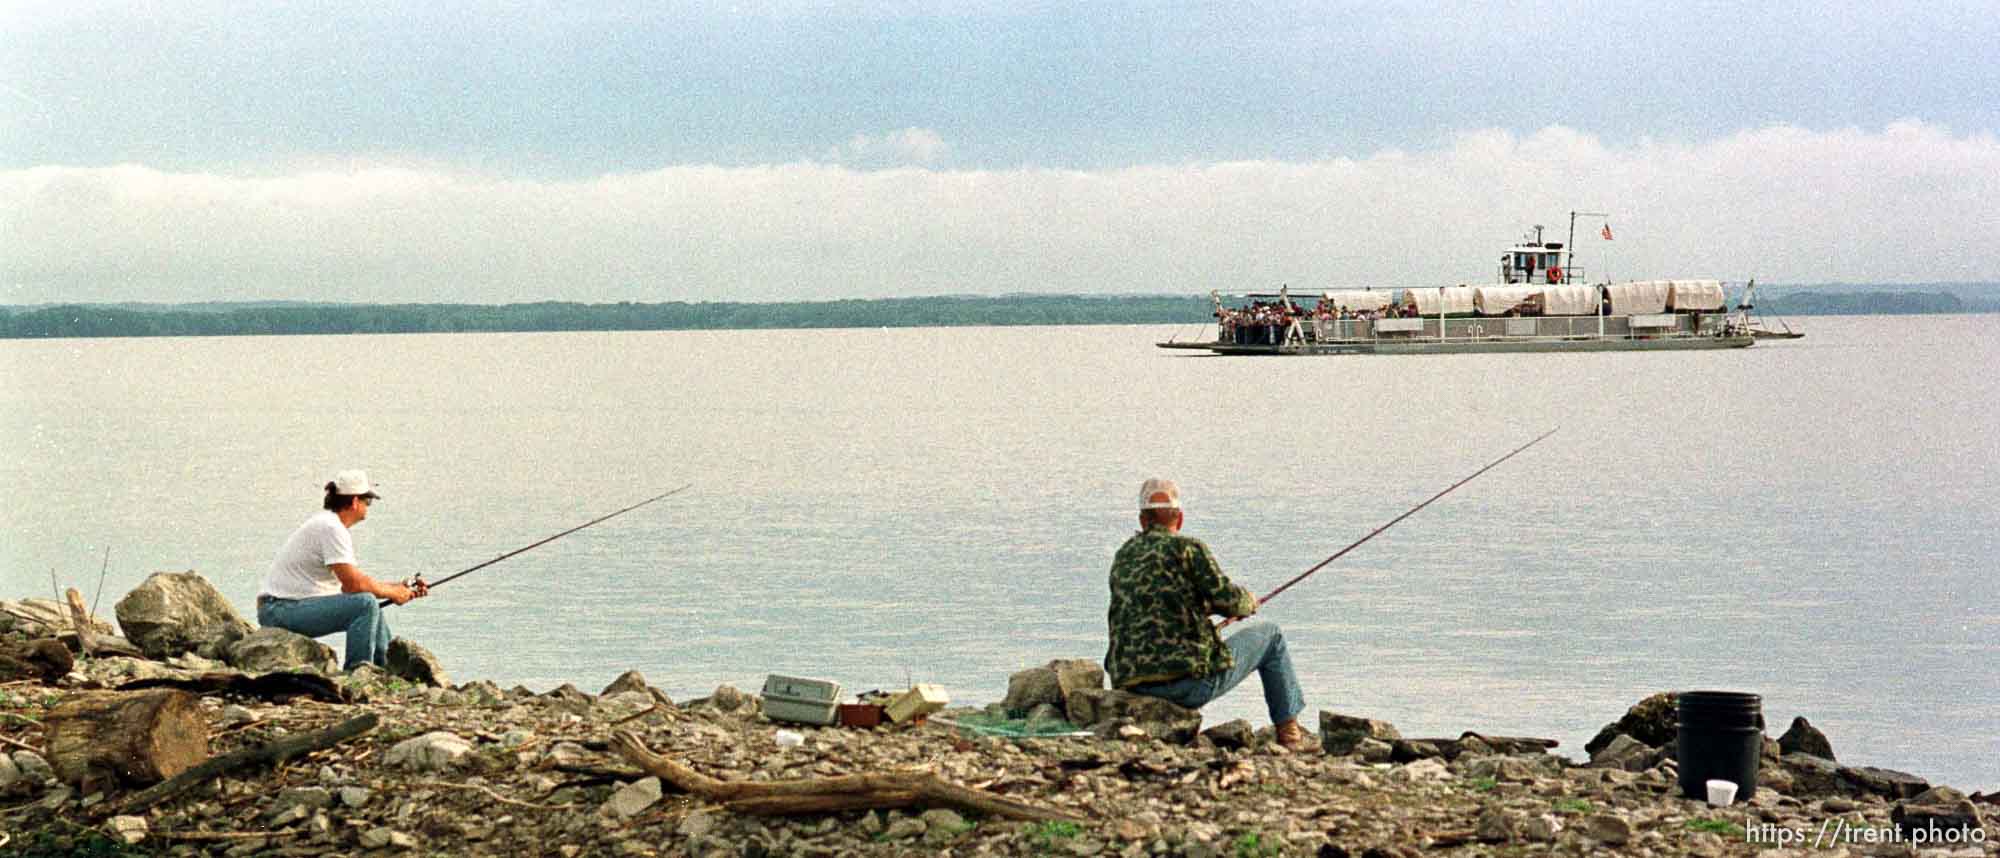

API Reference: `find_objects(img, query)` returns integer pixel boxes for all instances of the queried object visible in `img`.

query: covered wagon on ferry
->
[1176,280,1750,355]
[1161,216,1756,355]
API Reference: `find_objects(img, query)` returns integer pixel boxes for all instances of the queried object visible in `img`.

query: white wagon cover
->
[1321,290,1395,312]
[1667,279,1727,311]
[1604,280,1672,315]
[1474,286,1541,316]
[1541,285,1602,316]
[1401,287,1477,316]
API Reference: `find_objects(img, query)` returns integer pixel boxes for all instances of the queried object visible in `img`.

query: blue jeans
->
[257,592,390,670]
[1129,619,1306,725]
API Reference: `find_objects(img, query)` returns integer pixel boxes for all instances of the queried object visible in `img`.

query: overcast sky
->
[4,1,1998,304]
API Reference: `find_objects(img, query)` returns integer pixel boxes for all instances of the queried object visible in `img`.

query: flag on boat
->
[1601,224,1615,240]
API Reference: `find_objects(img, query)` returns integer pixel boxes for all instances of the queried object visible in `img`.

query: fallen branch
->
[610,730,1084,822]
[114,713,380,815]
[612,704,664,726]
[1424,828,1481,849]
[153,829,303,843]
[413,779,576,811]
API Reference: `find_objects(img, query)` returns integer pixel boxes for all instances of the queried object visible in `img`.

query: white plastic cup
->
[1705,778,1738,807]
[774,730,804,748]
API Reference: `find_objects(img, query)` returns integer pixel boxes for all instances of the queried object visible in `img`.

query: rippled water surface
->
[4,316,1995,789]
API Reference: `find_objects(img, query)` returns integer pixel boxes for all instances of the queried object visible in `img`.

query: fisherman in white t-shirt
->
[257,470,426,670]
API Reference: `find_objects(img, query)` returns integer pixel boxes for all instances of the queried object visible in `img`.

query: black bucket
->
[1676,690,1762,803]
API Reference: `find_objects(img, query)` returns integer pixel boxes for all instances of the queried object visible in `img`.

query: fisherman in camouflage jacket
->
[1106,478,1312,750]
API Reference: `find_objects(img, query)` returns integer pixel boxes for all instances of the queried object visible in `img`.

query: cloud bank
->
[825,128,949,167]
[5,122,1997,304]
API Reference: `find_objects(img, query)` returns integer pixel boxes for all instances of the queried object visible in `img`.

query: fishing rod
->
[383,483,692,607]
[1219,428,1557,629]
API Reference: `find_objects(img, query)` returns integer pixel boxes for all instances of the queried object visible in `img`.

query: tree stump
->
[44,690,210,789]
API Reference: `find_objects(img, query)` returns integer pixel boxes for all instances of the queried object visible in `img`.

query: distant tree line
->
[1,289,1991,340]
[1755,291,1984,316]
[0,295,1210,339]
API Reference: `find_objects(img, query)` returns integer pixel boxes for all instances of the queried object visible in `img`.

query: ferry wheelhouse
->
[1161,218,1756,356]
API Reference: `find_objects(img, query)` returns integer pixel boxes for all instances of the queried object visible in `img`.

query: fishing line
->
[1219,428,1558,629]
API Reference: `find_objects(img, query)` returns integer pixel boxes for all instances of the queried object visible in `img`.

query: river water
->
[3,316,1994,789]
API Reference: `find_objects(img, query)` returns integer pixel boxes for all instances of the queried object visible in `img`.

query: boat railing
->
[1297,313,1728,343]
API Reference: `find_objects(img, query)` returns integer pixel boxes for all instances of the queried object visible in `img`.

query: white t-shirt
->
[260,510,356,599]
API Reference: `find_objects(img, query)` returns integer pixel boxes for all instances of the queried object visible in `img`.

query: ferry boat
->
[1159,217,1758,356]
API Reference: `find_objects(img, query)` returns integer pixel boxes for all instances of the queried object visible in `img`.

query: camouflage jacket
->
[1104,524,1257,688]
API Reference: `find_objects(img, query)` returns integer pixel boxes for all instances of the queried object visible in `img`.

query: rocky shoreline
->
[2,574,1995,857]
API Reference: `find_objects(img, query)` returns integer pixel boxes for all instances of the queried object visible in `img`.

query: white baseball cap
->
[330,469,381,499]
[1138,478,1181,510]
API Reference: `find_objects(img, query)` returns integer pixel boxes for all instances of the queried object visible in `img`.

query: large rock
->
[1585,692,1678,756]
[704,684,751,713]
[386,638,449,688]
[1063,688,1201,744]
[601,776,662,819]
[1775,753,1847,796]
[1047,659,1105,700]
[105,815,148,845]
[1588,734,1658,772]
[600,670,653,698]
[1391,739,1448,763]
[1777,716,1835,760]
[1582,814,1633,845]
[384,732,472,771]
[1201,719,1254,750]
[1001,659,1104,716]
[114,572,252,660]
[1319,711,1401,755]
[2,599,118,638]
[1841,765,1929,800]
[1892,788,1985,842]
[223,627,338,674]
[1001,667,1063,715]
[1353,737,1395,764]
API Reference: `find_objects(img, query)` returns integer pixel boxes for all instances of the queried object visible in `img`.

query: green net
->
[937,711,1093,738]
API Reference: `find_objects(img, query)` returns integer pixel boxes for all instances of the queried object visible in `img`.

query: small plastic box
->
[884,683,949,723]
[761,674,841,726]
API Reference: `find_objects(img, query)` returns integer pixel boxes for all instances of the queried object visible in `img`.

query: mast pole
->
[1567,210,1577,268]
[1568,210,1610,338]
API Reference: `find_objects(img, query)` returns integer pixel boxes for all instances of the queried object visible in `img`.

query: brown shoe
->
[1275,719,1315,752]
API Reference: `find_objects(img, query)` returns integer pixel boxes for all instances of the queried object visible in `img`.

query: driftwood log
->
[44,689,209,789]
[64,588,96,656]
[117,712,380,814]
[611,730,1085,822]
[0,637,74,683]
[119,670,350,704]
[61,632,144,659]
[1424,733,1561,753]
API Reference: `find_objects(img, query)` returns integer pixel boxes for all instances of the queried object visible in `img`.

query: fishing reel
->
[403,573,429,597]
